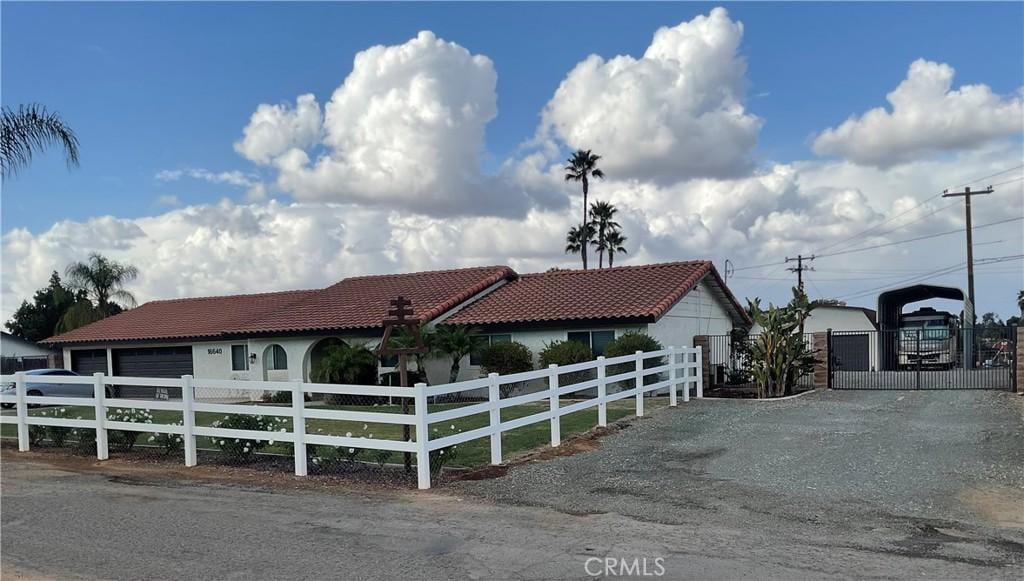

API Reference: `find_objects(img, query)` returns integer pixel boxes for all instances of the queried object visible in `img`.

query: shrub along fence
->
[0,346,702,489]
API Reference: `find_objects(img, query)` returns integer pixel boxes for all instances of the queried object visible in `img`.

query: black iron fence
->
[831,325,1016,390]
[704,332,817,391]
[1,356,52,375]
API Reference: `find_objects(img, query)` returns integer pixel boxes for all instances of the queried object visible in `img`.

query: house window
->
[567,330,616,356]
[380,353,398,368]
[265,344,287,370]
[469,334,512,366]
[231,345,249,371]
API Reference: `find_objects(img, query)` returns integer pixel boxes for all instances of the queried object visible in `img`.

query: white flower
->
[348,448,354,453]
[439,450,444,456]
[219,440,225,445]
[60,408,66,412]
[368,434,373,439]
[362,424,368,430]
[148,436,155,442]
[269,440,275,445]
[450,424,455,431]
[345,432,352,437]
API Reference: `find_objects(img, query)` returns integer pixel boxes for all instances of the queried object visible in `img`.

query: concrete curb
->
[700,388,820,402]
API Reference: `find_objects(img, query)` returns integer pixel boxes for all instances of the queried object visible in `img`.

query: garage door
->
[71,349,108,375]
[111,347,192,398]
[832,334,870,371]
[113,347,193,378]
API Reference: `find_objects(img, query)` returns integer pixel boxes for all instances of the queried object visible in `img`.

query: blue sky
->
[2,2,1022,320]
[4,2,1022,232]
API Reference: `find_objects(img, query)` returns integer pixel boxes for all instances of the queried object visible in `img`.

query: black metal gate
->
[830,325,1016,390]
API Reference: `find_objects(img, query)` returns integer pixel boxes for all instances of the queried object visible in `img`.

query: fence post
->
[683,350,691,403]
[695,346,704,398]
[669,346,678,407]
[93,373,109,460]
[488,373,501,465]
[635,351,644,417]
[291,381,307,477]
[413,383,431,490]
[596,356,607,427]
[15,371,28,451]
[548,364,560,447]
[181,375,197,467]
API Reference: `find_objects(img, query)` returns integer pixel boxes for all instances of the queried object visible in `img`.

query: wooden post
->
[635,351,644,416]
[596,356,607,427]
[15,372,28,451]
[181,375,197,467]
[292,381,307,476]
[548,364,560,447]
[93,373,108,460]
[488,373,501,464]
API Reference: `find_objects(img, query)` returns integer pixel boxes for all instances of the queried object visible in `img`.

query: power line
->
[837,254,1023,301]
[816,216,1022,259]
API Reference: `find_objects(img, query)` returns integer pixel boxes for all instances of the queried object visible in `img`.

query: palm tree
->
[431,325,484,383]
[565,224,595,264]
[1018,289,1023,317]
[564,150,604,270]
[312,342,379,385]
[589,201,620,269]
[58,254,139,332]
[2,104,80,178]
[604,230,628,267]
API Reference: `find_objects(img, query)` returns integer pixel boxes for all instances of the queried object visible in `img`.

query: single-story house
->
[441,261,748,372]
[41,261,748,389]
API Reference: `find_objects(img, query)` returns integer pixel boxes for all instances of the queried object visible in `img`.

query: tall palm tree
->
[565,224,595,264]
[564,150,604,270]
[1018,289,1024,317]
[1,104,80,178]
[604,230,628,267]
[589,201,620,269]
[58,254,139,332]
[431,325,484,383]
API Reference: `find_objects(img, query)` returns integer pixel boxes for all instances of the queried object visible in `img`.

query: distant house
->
[1,332,60,374]
[751,305,878,371]
[41,261,748,385]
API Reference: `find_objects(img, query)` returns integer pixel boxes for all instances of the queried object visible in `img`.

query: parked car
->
[0,369,93,408]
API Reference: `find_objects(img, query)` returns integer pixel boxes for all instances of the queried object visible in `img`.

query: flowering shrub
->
[146,423,184,456]
[429,424,460,475]
[208,414,288,461]
[107,408,154,452]
[37,408,75,447]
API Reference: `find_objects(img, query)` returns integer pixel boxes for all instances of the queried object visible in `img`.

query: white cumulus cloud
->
[813,59,1024,167]
[234,94,323,164]
[537,7,761,184]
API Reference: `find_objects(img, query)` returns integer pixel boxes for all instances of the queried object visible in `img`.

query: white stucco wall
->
[648,278,735,351]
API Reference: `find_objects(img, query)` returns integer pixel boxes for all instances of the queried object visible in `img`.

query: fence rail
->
[0,346,702,488]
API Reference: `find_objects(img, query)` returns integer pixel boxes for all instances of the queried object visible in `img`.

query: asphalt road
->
[3,390,1023,580]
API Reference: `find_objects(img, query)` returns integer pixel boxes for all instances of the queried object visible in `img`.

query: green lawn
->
[1,397,667,468]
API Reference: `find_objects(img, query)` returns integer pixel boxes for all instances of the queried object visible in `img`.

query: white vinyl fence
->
[1,346,702,489]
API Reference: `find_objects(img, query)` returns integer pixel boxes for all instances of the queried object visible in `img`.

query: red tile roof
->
[444,261,749,326]
[229,266,515,334]
[41,289,317,345]
[42,266,516,345]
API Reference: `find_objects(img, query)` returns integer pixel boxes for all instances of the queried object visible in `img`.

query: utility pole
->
[723,259,734,286]
[785,254,815,291]
[941,186,993,320]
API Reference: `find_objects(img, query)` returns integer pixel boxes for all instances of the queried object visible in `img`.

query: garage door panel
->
[112,347,192,398]
[71,349,108,375]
